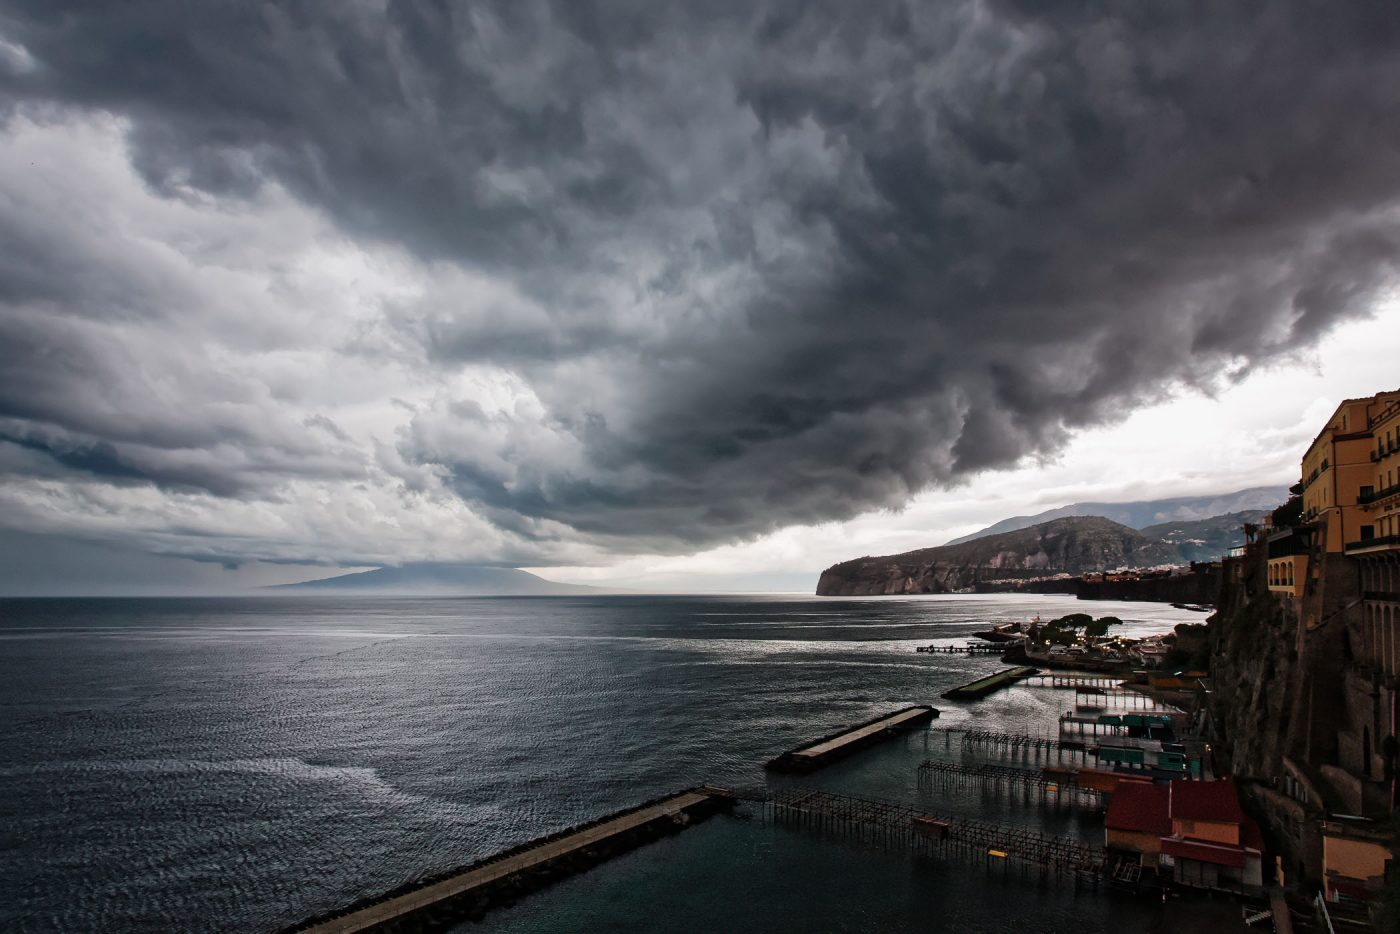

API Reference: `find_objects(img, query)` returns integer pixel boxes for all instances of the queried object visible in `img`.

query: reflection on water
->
[0,593,1198,931]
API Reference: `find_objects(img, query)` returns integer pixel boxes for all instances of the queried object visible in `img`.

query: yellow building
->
[1321,819,1394,904]
[1300,391,1400,553]
[1354,395,1400,680]
[1289,390,1400,679]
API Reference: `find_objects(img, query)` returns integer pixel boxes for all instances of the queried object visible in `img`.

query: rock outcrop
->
[816,516,1179,596]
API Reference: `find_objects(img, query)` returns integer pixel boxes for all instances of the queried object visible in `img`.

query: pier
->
[940,666,1039,700]
[760,788,1105,881]
[286,787,737,933]
[915,643,1007,655]
[1069,686,1170,709]
[766,705,938,773]
[930,727,1093,762]
[916,760,1102,806]
[1021,673,1124,689]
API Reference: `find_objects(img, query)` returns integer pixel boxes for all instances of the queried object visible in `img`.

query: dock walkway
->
[289,787,733,933]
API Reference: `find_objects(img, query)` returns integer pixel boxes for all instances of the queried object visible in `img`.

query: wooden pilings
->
[757,787,1105,884]
[915,643,1006,655]
[915,760,1102,808]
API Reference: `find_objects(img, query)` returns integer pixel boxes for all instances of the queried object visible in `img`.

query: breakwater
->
[766,706,938,773]
[285,787,737,933]
[940,666,1038,700]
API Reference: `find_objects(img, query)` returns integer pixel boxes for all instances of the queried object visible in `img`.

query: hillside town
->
[903,391,1400,931]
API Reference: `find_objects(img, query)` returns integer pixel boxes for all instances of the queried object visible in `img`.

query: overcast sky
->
[2,2,1400,594]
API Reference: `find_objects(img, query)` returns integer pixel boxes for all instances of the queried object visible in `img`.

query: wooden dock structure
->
[916,760,1102,806]
[940,666,1039,701]
[1069,686,1171,710]
[760,788,1104,881]
[1022,673,1125,689]
[930,727,1093,762]
[285,786,738,933]
[915,643,1006,655]
[766,705,938,773]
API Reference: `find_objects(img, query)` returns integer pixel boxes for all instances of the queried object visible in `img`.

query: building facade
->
[1283,390,1400,819]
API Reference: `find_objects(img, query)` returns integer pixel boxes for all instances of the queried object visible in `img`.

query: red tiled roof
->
[1161,836,1248,868]
[1170,779,1244,824]
[1105,782,1171,835]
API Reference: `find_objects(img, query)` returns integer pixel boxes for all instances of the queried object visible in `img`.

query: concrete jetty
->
[286,786,737,933]
[941,666,1038,700]
[766,705,938,773]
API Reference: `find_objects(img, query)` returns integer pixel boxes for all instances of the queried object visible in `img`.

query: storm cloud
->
[2,1,1400,565]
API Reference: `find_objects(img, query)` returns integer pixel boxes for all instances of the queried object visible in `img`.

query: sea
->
[0,593,1206,933]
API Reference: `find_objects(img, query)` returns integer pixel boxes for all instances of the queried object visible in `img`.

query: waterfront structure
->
[1104,782,1170,867]
[1102,779,1264,892]
[1160,779,1265,892]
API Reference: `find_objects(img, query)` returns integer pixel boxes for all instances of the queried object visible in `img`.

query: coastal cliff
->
[815,516,1178,596]
[1206,527,1387,884]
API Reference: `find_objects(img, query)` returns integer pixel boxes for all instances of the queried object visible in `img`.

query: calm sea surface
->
[0,594,1204,932]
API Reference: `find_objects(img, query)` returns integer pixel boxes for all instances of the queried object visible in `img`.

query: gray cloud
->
[2,1,1400,563]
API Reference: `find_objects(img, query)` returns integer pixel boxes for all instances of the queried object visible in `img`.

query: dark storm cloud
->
[3,1,1400,555]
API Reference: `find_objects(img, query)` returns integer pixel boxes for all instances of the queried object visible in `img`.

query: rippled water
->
[0,593,1201,932]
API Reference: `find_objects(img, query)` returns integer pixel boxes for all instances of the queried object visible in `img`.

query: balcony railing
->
[1345,534,1400,553]
[1357,482,1400,505]
[1363,591,1400,602]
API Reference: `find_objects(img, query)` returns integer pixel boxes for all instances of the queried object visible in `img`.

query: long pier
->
[285,787,737,933]
[940,666,1039,700]
[766,705,938,773]
[761,788,1104,881]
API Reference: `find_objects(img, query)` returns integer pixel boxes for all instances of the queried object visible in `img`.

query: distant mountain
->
[817,516,1174,596]
[1139,510,1268,564]
[815,509,1261,596]
[271,563,601,595]
[943,485,1287,545]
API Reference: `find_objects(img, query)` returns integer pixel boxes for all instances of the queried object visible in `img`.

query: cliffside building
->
[1353,394,1400,682]
[1218,389,1398,907]
[1103,779,1265,892]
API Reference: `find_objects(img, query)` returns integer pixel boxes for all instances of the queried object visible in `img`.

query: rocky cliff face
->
[816,516,1179,596]
[1207,543,1304,781]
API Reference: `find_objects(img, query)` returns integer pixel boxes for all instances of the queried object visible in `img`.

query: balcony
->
[1267,531,1311,558]
[1363,591,1400,603]
[1346,535,1400,554]
[1357,482,1400,505]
